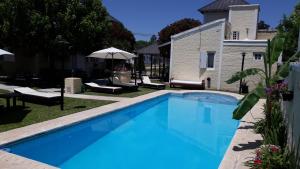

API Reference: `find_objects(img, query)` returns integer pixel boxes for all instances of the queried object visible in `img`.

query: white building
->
[169,0,276,92]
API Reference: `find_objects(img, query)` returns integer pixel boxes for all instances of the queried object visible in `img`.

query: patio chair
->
[14,87,61,106]
[170,79,205,90]
[141,76,165,89]
[84,82,122,94]
[110,77,138,91]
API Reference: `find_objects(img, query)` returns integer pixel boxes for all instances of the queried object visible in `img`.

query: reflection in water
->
[203,107,212,124]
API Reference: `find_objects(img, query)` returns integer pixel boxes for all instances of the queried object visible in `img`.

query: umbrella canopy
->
[87,47,137,84]
[0,49,14,62]
[87,47,136,60]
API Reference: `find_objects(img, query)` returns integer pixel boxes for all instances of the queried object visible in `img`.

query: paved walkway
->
[63,93,129,102]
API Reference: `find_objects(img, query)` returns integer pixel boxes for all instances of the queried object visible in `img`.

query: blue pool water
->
[2,93,239,169]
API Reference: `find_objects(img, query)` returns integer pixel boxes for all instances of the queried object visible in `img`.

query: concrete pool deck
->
[0,90,263,169]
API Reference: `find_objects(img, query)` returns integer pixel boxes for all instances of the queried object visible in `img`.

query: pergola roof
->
[199,0,249,13]
[136,42,160,55]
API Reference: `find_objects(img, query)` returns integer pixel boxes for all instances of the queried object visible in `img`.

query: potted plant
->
[241,80,249,94]
[278,82,294,101]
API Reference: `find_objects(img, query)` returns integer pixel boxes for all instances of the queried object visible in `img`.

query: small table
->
[0,93,25,109]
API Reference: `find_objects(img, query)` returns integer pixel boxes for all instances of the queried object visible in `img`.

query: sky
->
[102,0,300,41]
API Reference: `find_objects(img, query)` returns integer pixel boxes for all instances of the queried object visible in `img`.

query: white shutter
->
[200,51,207,68]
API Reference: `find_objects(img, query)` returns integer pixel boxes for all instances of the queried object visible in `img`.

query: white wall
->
[283,64,300,151]
[170,20,225,89]
[229,5,259,40]
[220,41,267,92]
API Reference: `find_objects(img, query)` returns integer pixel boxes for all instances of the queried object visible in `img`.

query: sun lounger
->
[110,77,138,91]
[14,87,61,105]
[85,82,122,94]
[142,76,165,89]
[170,79,205,89]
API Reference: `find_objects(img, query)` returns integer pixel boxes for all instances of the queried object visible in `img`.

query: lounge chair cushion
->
[85,83,121,90]
[14,87,60,98]
[170,80,203,85]
[111,77,137,87]
[142,76,165,86]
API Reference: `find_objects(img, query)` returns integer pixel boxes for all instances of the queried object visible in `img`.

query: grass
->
[0,92,114,132]
[84,85,182,98]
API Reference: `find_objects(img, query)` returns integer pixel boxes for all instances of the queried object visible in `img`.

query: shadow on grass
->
[0,106,31,124]
[73,105,87,109]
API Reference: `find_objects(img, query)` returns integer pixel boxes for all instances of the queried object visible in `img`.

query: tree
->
[135,40,150,50]
[257,20,270,30]
[150,35,157,43]
[277,2,300,60]
[158,18,201,44]
[106,21,135,52]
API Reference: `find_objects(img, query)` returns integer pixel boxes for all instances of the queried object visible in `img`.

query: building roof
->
[199,0,249,13]
[136,43,160,55]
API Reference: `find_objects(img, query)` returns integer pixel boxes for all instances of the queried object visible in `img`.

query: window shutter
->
[200,51,207,68]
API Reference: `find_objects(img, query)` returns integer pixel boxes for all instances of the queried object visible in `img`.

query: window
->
[253,52,264,60]
[233,31,239,40]
[207,52,215,68]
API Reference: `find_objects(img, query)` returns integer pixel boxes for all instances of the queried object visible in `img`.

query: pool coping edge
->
[0,90,258,169]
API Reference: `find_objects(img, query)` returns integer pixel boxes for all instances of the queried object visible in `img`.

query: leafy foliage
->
[0,0,135,67]
[277,2,300,60]
[226,68,265,84]
[232,84,265,119]
[257,20,270,30]
[158,18,201,44]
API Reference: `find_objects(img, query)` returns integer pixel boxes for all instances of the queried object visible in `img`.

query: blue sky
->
[102,0,300,41]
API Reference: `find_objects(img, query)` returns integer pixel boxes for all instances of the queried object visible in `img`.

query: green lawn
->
[0,91,114,132]
[84,85,181,98]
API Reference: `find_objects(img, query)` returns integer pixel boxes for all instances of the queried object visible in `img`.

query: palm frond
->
[226,68,265,84]
[233,85,265,120]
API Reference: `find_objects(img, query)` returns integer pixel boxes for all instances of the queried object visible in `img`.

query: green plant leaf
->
[276,51,300,78]
[233,85,265,120]
[226,68,265,84]
[269,36,285,65]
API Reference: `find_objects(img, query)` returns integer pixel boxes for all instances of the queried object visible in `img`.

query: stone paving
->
[0,90,263,169]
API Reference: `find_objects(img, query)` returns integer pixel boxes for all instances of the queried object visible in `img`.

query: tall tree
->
[158,18,201,44]
[277,2,300,60]
[257,20,270,30]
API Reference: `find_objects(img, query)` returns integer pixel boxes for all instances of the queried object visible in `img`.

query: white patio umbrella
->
[87,47,137,83]
[0,49,14,62]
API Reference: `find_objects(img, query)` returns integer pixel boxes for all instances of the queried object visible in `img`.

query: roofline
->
[158,41,171,48]
[229,4,260,8]
[171,19,226,40]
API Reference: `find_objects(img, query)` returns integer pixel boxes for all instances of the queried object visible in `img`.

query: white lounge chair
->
[14,87,61,105]
[85,82,122,94]
[170,79,205,89]
[110,77,138,91]
[142,76,165,89]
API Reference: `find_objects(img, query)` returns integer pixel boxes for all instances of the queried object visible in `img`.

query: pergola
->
[136,42,170,81]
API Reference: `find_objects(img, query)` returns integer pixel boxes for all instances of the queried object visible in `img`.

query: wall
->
[203,12,228,23]
[221,41,267,92]
[170,20,225,89]
[256,30,277,40]
[283,64,300,150]
[229,5,259,40]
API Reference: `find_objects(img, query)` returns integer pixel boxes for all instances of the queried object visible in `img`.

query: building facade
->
[169,0,275,92]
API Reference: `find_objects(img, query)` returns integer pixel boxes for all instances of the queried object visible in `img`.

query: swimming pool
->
[2,93,239,169]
